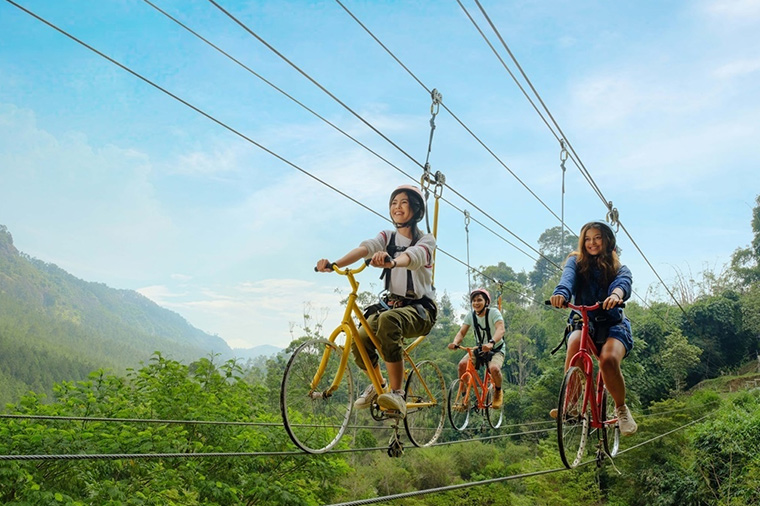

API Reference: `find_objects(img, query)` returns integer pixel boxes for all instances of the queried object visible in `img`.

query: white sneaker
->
[615,404,637,436]
[354,383,380,410]
[377,389,407,418]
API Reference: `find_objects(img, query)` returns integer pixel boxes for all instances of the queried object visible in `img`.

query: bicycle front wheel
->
[280,338,353,454]
[601,386,620,457]
[404,360,446,447]
[557,366,589,469]
[486,383,503,429]
[447,378,470,431]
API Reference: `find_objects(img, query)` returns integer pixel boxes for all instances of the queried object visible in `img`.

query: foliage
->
[0,354,350,505]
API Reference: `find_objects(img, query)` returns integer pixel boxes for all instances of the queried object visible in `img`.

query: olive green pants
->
[352,305,435,368]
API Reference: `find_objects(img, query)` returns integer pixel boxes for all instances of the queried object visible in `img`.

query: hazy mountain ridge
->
[0,224,279,404]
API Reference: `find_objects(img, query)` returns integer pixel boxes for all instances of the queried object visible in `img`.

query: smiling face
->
[583,226,605,256]
[471,294,487,314]
[390,191,414,226]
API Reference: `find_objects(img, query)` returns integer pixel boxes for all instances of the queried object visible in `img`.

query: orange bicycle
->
[447,345,503,430]
[548,301,621,468]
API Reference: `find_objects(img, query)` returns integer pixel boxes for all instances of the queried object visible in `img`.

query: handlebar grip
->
[365,258,373,266]
[315,262,336,272]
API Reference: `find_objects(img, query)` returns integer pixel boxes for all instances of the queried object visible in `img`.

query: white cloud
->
[703,0,760,19]
[713,58,760,79]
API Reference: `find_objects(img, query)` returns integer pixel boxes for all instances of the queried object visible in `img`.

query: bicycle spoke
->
[281,338,353,453]
[447,378,470,431]
[486,383,503,429]
[404,360,445,447]
[557,366,589,468]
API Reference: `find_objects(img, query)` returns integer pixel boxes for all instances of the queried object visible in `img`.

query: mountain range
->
[0,224,280,405]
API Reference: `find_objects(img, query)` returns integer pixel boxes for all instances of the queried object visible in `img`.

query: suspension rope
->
[335,0,568,230]
[560,139,568,256]
[464,210,472,293]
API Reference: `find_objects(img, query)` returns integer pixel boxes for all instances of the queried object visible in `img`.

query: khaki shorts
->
[469,350,505,369]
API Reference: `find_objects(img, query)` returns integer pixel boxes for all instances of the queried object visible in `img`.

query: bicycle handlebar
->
[314,258,372,274]
[544,300,625,310]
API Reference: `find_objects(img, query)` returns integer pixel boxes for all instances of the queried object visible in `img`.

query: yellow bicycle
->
[280,259,446,454]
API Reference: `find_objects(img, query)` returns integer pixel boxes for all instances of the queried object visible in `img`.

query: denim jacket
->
[552,255,632,323]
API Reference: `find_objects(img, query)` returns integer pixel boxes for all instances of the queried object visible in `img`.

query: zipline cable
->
[2,0,386,226]
[4,0,539,311]
[467,0,692,317]
[150,0,556,271]
[324,407,720,506]
[335,0,570,232]
[208,0,557,268]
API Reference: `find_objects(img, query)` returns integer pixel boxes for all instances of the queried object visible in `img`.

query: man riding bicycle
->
[448,288,505,409]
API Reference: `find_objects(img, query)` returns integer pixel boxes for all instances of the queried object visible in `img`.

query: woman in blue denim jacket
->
[549,221,637,435]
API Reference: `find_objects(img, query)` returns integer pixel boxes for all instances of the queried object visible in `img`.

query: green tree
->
[528,226,577,289]
[730,194,760,287]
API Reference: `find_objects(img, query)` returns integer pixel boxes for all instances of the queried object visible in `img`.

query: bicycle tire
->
[601,386,620,457]
[280,337,353,454]
[486,383,503,429]
[557,366,589,469]
[447,378,470,431]
[404,360,445,447]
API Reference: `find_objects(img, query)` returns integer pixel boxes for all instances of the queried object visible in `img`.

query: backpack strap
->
[380,231,418,298]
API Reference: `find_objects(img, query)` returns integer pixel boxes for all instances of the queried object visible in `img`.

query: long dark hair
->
[569,222,621,288]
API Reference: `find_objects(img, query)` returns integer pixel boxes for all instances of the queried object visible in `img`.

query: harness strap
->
[380,231,418,298]
[472,308,504,352]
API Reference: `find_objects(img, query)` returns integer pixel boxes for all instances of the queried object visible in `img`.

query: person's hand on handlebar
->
[447,342,460,350]
[315,259,333,272]
[549,294,567,308]
[369,251,395,269]
[602,292,624,310]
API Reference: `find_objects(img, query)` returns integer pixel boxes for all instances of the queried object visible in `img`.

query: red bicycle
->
[447,345,503,430]
[548,301,621,468]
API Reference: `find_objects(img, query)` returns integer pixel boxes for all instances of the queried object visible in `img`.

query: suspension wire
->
[469,0,693,317]
[141,0,551,273]
[560,140,568,256]
[8,0,543,309]
[0,413,281,427]
[464,210,472,293]
[469,0,608,207]
[617,220,688,315]
[206,0,422,171]
[325,407,720,506]
[3,0,388,227]
[141,0,416,186]
[208,0,557,269]
[335,0,569,232]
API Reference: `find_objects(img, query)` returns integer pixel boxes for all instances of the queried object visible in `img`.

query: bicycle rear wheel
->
[486,383,503,429]
[447,378,470,431]
[557,366,589,469]
[404,360,445,447]
[280,338,353,453]
[601,386,620,457]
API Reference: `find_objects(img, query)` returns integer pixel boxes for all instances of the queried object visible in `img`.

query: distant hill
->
[0,224,271,405]
[232,345,283,361]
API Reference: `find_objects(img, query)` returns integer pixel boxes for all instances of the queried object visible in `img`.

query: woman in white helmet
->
[316,185,437,418]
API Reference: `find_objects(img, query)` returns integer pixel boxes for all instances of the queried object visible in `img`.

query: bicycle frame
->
[564,302,610,430]
[456,346,493,409]
[317,261,436,412]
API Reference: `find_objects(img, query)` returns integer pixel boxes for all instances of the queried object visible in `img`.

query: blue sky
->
[1,0,758,350]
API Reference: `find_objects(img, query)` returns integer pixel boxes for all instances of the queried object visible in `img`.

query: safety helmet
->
[389,185,425,226]
[470,288,491,307]
[581,220,616,253]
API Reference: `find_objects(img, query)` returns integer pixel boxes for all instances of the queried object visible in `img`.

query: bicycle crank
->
[387,425,404,458]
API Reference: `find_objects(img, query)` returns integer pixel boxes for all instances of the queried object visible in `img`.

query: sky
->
[1,0,758,351]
